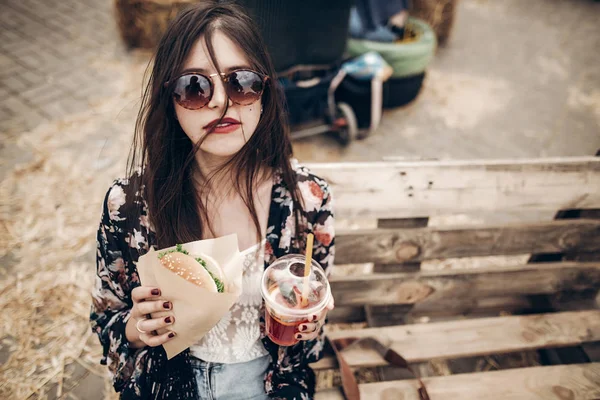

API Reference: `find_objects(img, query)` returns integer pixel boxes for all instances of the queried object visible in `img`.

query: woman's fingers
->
[299,297,334,332]
[298,322,319,333]
[131,286,162,303]
[305,297,334,323]
[137,315,175,333]
[308,308,328,324]
[139,329,177,347]
[296,320,322,341]
[296,298,335,342]
[136,299,172,316]
[296,330,319,341]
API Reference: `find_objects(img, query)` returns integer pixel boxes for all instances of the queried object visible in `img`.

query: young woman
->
[90,2,335,399]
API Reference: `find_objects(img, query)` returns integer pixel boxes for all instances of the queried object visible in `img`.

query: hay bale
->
[410,0,457,45]
[114,0,196,49]
[112,0,458,49]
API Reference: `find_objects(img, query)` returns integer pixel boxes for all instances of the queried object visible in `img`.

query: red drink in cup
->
[261,254,331,346]
[264,284,322,346]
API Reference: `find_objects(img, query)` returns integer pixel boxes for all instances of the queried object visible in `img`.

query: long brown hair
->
[127,1,303,249]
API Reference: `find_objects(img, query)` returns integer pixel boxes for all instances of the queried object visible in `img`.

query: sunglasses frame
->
[165,69,270,110]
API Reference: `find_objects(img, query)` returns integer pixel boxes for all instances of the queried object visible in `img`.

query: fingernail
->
[168,332,176,338]
[311,315,318,322]
[163,301,171,309]
[295,333,302,340]
[151,288,160,296]
[299,324,307,332]
[165,316,172,324]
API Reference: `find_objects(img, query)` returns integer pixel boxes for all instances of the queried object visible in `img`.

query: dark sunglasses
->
[165,69,269,110]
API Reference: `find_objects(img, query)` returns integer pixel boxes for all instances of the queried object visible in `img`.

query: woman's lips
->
[204,117,241,134]
[211,123,240,134]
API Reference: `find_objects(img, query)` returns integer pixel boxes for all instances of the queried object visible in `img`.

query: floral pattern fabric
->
[90,161,335,399]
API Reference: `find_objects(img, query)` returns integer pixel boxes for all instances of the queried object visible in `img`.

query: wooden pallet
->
[316,364,600,400]
[306,156,600,399]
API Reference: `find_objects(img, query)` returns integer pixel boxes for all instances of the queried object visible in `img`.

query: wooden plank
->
[526,207,600,366]
[328,296,533,325]
[328,306,366,324]
[377,217,430,229]
[365,304,413,326]
[306,157,600,219]
[371,217,429,274]
[315,363,600,400]
[330,262,600,307]
[527,209,600,264]
[373,296,534,326]
[569,210,600,263]
[312,310,600,371]
[369,218,429,326]
[335,219,600,265]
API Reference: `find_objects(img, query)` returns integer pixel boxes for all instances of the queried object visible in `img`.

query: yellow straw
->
[301,233,314,307]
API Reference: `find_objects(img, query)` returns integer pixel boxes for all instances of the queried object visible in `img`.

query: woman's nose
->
[208,76,232,109]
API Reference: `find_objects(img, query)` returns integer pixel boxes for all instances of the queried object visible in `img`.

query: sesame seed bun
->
[159,252,218,293]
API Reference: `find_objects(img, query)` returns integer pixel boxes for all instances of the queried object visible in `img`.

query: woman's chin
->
[199,135,248,159]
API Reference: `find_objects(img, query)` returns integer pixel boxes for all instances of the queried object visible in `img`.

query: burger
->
[158,244,225,293]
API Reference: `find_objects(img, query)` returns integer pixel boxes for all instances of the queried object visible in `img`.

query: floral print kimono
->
[90,161,335,399]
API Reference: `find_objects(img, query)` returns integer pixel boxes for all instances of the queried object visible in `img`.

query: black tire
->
[335,75,375,130]
[335,102,358,146]
[383,72,426,109]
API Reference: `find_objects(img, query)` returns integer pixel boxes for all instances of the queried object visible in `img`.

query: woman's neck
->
[193,155,234,199]
[193,151,272,199]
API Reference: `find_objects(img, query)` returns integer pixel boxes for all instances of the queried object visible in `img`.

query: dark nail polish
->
[165,316,172,324]
[300,324,307,332]
[163,301,171,309]
[151,288,160,296]
[295,333,302,340]
[311,315,318,322]
[168,332,176,338]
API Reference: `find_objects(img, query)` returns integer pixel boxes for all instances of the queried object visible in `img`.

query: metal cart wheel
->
[334,102,358,146]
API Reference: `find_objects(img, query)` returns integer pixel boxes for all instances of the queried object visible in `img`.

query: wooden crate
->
[307,156,600,399]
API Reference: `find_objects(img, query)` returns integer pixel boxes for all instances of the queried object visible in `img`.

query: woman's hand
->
[125,286,177,349]
[295,297,334,341]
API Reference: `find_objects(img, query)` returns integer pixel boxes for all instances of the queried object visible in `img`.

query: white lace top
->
[190,240,269,363]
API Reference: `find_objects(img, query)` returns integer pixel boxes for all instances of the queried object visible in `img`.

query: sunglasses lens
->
[172,74,211,109]
[227,70,264,105]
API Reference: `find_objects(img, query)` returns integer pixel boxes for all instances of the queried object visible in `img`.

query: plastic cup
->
[260,254,331,346]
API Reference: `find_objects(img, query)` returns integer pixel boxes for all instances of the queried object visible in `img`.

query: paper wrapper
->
[137,234,242,359]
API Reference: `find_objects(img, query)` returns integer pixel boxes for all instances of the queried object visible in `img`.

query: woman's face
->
[174,31,262,161]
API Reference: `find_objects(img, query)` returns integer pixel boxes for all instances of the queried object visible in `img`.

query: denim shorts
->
[190,354,270,400]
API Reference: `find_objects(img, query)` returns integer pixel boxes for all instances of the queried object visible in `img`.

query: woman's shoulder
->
[102,174,146,224]
[290,159,326,183]
[289,159,333,212]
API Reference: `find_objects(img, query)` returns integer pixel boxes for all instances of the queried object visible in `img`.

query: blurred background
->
[1,0,599,398]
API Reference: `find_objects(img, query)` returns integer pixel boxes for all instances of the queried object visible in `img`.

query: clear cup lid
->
[261,254,330,317]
